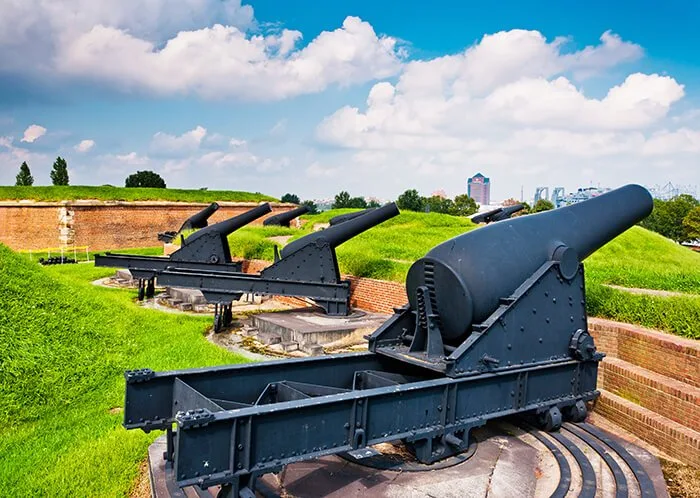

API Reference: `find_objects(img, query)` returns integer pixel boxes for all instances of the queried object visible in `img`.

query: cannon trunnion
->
[121,185,654,498]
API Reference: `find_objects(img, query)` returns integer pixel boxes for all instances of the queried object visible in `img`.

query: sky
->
[1,0,699,202]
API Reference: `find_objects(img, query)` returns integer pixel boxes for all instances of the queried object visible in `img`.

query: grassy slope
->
[0,247,248,496]
[0,185,275,203]
[225,210,700,338]
[228,210,476,281]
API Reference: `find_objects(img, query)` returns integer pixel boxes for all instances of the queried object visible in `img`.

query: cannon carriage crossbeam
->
[121,185,654,497]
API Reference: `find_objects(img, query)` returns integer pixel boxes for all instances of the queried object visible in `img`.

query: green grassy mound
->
[0,245,247,495]
[0,185,275,203]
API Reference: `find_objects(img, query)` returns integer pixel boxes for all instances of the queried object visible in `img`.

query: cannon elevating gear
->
[158,202,220,243]
[121,185,653,498]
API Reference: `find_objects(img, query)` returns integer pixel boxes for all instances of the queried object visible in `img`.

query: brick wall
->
[346,276,407,314]
[589,318,699,388]
[239,259,408,314]
[0,201,295,251]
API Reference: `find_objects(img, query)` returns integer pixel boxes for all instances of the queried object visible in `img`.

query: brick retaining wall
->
[0,201,295,251]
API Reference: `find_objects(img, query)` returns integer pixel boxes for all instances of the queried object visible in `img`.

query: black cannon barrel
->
[406,184,653,342]
[472,204,524,224]
[180,202,220,231]
[281,202,399,258]
[329,208,377,226]
[492,203,524,222]
[263,205,310,227]
[471,207,503,224]
[184,203,271,244]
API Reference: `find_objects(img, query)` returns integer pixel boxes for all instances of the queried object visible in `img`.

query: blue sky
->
[1,0,699,202]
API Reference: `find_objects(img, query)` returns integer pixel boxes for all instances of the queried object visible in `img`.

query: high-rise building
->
[467,173,490,205]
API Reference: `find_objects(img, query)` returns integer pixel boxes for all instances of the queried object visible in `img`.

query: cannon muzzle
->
[472,204,524,224]
[181,202,220,231]
[329,208,377,226]
[281,202,399,258]
[263,205,310,227]
[406,184,653,343]
[184,203,271,245]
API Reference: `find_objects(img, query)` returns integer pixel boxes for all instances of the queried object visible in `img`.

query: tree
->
[347,196,368,209]
[301,199,319,214]
[683,206,700,240]
[50,156,69,186]
[332,191,351,208]
[15,161,34,186]
[125,170,166,188]
[641,195,700,243]
[397,189,425,212]
[425,195,453,214]
[533,199,555,212]
[281,193,300,204]
[367,199,381,208]
[451,194,478,216]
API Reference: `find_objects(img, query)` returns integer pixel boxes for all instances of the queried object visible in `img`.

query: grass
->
[226,210,477,281]
[0,185,276,203]
[585,227,700,294]
[18,245,164,264]
[0,245,248,496]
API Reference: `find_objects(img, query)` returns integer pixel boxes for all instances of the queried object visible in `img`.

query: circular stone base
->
[148,420,669,498]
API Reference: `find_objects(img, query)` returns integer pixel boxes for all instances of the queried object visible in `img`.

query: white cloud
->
[314,29,697,200]
[229,138,247,148]
[0,1,404,101]
[57,16,402,100]
[74,139,95,152]
[115,152,149,165]
[20,124,47,143]
[0,0,254,72]
[150,126,207,155]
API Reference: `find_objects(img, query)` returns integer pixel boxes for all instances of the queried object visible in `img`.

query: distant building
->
[467,173,490,205]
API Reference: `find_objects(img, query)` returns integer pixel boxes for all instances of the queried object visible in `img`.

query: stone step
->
[301,343,324,356]
[589,317,699,388]
[280,341,299,352]
[258,330,281,345]
[600,357,700,432]
[594,389,700,467]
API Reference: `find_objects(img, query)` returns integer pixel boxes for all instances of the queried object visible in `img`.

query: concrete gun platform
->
[250,309,389,355]
[147,419,668,498]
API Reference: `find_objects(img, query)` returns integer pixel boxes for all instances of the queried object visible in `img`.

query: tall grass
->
[0,245,247,496]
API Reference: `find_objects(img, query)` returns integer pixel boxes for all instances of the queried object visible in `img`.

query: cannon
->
[328,207,377,226]
[471,203,524,224]
[120,185,653,498]
[262,205,309,227]
[155,202,400,324]
[158,202,220,243]
[95,203,272,300]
